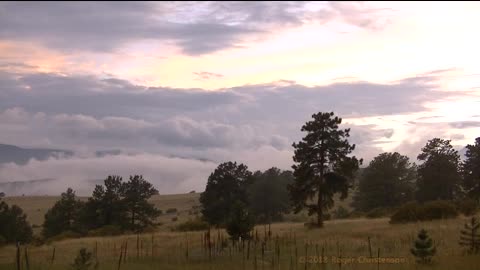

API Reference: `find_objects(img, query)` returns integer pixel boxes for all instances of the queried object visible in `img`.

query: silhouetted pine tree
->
[459,217,480,254]
[410,229,436,264]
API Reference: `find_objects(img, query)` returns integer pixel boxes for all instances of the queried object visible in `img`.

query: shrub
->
[333,206,350,219]
[390,202,421,224]
[31,235,46,247]
[87,225,123,237]
[283,213,309,223]
[0,235,6,247]
[49,230,83,242]
[173,218,210,232]
[459,217,480,254]
[171,216,178,222]
[421,200,458,220]
[390,200,458,224]
[456,198,479,216]
[71,248,93,270]
[348,210,366,218]
[166,208,178,214]
[411,229,436,264]
[366,207,391,218]
[142,225,158,233]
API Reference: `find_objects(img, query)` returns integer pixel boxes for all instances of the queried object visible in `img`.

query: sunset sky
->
[0,1,479,195]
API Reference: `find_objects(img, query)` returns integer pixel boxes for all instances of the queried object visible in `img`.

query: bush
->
[173,218,210,232]
[421,200,458,220]
[166,208,178,214]
[456,198,479,216]
[0,235,6,247]
[283,213,309,223]
[171,216,178,222]
[141,225,158,233]
[348,210,366,218]
[390,202,422,224]
[366,207,391,218]
[87,225,123,237]
[49,230,83,242]
[31,235,46,247]
[71,248,93,270]
[333,206,350,219]
[390,200,458,224]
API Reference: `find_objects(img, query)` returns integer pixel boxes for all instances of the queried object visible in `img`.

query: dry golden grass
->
[2,194,479,270]
[1,216,479,270]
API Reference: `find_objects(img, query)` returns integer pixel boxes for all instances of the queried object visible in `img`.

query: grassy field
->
[2,194,479,270]
[1,217,479,270]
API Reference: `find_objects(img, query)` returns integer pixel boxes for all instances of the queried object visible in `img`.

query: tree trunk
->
[317,171,324,228]
[317,191,323,227]
[131,211,135,228]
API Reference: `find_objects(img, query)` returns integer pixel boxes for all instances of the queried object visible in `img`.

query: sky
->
[0,1,479,195]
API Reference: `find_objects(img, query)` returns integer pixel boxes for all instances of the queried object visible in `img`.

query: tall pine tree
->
[78,175,127,232]
[121,175,160,232]
[200,161,253,227]
[289,112,361,228]
[462,137,480,202]
[416,138,461,202]
[42,188,84,238]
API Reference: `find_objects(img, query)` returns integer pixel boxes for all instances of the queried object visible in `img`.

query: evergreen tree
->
[248,168,293,224]
[462,137,480,202]
[71,248,93,270]
[121,175,160,231]
[459,217,480,254]
[0,200,33,243]
[226,201,255,241]
[410,229,436,264]
[289,112,361,227]
[79,175,127,231]
[42,188,84,238]
[200,161,253,226]
[416,138,461,202]
[353,152,416,211]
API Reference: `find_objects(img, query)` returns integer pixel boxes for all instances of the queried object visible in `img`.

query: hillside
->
[0,143,73,165]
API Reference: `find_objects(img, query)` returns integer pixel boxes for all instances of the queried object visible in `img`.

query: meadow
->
[1,194,479,270]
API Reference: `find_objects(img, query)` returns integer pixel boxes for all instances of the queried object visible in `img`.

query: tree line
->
[42,175,160,239]
[352,137,480,213]
[0,111,479,244]
[200,112,480,232]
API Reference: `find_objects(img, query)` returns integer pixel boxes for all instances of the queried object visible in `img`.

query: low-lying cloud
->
[0,69,477,195]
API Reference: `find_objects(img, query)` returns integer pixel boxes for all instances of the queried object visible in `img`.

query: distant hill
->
[0,143,216,196]
[0,178,55,196]
[0,143,74,165]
